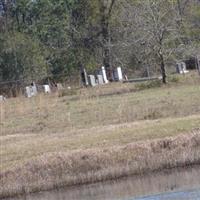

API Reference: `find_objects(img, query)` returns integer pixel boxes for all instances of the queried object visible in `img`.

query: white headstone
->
[88,75,97,87]
[176,63,182,74]
[43,85,51,93]
[32,83,38,96]
[97,75,104,85]
[25,84,38,98]
[181,62,187,71]
[117,67,123,81]
[26,86,32,98]
[176,62,189,74]
[0,95,6,101]
[114,67,123,81]
[101,66,109,84]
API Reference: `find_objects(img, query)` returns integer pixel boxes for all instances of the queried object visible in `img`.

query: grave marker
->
[32,82,38,95]
[25,87,32,98]
[25,82,38,98]
[81,67,89,86]
[176,62,189,74]
[101,66,109,84]
[97,75,104,85]
[43,85,51,93]
[88,75,97,87]
[0,95,6,101]
[114,67,123,81]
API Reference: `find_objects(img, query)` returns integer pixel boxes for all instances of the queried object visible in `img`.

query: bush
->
[58,88,78,97]
[168,75,180,83]
[136,80,162,91]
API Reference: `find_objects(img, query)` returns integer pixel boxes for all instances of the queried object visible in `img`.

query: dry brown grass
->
[0,72,200,198]
[1,131,200,199]
[1,115,200,172]
[1,73,200,135]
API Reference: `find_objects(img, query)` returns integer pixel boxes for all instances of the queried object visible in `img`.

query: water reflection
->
[134,189,200,200]
[8,166,200,200]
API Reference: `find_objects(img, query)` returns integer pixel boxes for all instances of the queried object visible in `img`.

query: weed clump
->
[58,88,78,97]
[168,75,180,83]
[136,80,162,91]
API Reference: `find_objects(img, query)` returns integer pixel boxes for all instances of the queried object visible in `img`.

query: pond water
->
[8,165,200,200]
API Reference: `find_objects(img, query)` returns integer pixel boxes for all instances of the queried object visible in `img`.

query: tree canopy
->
[0,0,199,84]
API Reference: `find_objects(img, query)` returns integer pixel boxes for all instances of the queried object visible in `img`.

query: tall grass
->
[0,72,200,198]
[1,131,200,198]
[1,81,200,136]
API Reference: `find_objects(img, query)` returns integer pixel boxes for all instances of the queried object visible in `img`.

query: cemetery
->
[0,46,199,200]
[0,54,200,100]
[0,65,125,99]
[0,69,200,199]
[0,1,200,198]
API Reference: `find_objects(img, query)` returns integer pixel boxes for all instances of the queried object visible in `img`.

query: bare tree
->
[99,0,116,80]
[117,0,182,83]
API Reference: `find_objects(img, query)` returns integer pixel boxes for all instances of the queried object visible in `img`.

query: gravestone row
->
[1,66,123,99]
[82,66,123,87]
[0,82,65,100]
[25,83,57,98]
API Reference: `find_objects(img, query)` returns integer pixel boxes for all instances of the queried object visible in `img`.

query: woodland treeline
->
[0,0,199,84]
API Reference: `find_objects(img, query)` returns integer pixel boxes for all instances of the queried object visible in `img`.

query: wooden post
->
[196,56,200,76]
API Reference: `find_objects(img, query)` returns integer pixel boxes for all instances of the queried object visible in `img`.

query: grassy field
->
[0,72,200,198]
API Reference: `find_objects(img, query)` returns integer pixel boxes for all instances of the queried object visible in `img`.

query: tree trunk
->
[160,53,167,84]
[196,56,200,76]
[177,0,182,17]
[101,3,112,81]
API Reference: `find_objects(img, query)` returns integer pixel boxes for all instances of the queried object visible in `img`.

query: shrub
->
[136,80,162,91]
[168,75,180,83]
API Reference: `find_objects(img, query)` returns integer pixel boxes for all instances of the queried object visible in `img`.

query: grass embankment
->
[0,72,200,198]
[1,131,200,199]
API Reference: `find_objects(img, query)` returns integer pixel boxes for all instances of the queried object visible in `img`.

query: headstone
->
[0,95,6,101]
[56,83,64,91]
[181,62,187,72]
[88,75,97,87]
[97,75,104,85]
[81,68,89,86]
[176,62,189,74]
[101,66,109,84]
[114,67,123,81]
[25,86,32,98]
[43,85,51,93]
[25,83,38,98]
[31,82,38,95]
[176,63,182,74]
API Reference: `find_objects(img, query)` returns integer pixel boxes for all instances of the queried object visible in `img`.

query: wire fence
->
[0,72,82,97]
